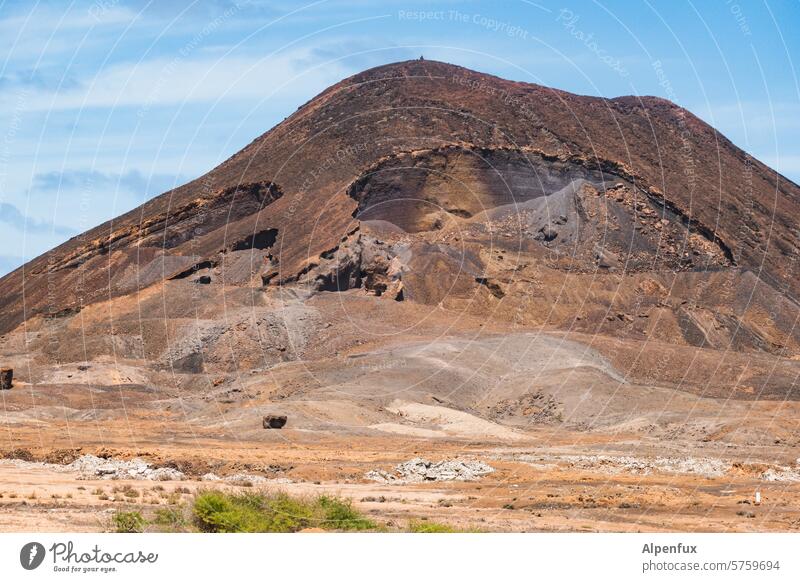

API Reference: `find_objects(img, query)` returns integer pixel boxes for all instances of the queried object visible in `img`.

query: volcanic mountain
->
[2,59,800,406]
[5,59,800,533]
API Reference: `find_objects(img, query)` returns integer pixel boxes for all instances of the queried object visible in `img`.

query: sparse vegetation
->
[152,507,187,530]
[408,520,458,533]
[316,495,375,531]
[112,484,140,499]
[407,519,481,533]
[112,510,145,533]
[192,490,376,533]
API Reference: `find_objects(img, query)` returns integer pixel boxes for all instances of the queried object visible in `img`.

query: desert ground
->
[2,290,799,533]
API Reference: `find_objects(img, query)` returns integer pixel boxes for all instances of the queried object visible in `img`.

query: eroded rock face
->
[347,147,612,233]
[229,228,278,252]
[302,232,406,300]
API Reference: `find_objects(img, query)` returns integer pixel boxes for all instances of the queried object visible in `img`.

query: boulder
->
[263,414,287,429]
[535,225,558,242]
[0,367,12,390]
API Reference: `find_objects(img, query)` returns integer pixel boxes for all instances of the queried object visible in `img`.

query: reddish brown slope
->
[0,59,797,333]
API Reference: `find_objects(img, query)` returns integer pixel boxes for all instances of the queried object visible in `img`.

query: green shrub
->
[112,511,145,533]
[192,490,376,533]
[316,495,375,531]
[152,507,187,530]
[193,490,249,532]
[263,492,315,532]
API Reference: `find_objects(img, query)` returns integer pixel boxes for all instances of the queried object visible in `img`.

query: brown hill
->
[5,60,800,534]
[1,59,798,358]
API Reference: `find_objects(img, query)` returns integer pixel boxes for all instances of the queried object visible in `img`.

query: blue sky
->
[0,0,797,276]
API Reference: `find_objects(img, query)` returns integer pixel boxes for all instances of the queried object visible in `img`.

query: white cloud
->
[0,202,76,236]
[0,4,137,33]
[0,49,350,112]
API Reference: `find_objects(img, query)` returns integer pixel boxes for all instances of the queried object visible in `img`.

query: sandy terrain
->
[2,435,799,532]
[3,286,800,532]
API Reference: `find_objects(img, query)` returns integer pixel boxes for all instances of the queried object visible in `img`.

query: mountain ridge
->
[1,59,797,336]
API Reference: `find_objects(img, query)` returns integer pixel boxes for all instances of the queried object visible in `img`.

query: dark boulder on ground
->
[0,367,12,390]
[263,415,287,429]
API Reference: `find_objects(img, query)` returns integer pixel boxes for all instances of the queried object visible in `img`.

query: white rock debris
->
[69,455,185,481]
[0,455,184,481]
[366,457,495,484]
[510,453,729,478]
[761,466,800,483]
[200,472,292,485]
[510,453,800,482]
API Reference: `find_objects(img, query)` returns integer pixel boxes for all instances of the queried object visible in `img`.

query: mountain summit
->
[1,60,798,362]
[3,61,800,532]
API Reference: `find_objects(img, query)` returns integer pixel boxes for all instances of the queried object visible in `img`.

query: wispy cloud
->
[33,169,184,198]
[0,202,76,237]
[292,38,418,70]
[0,68,82,91]
[0,50,348,112]
[0,3,137,33]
